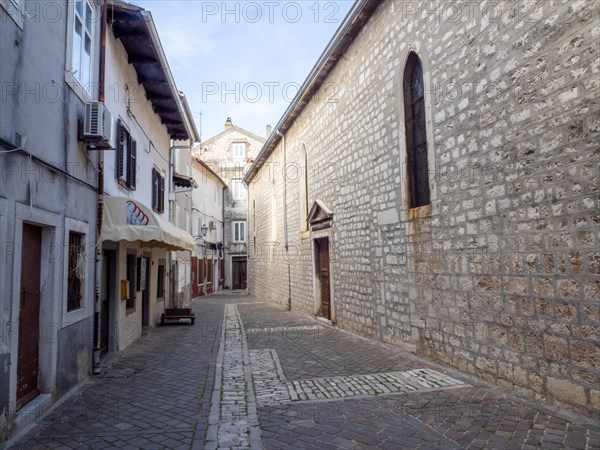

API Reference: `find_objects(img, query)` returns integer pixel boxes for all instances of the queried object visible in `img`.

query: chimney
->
[266,124,272,138]
[224,117,233,129]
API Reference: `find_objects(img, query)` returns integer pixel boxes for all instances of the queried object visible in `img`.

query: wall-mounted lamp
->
[201,224,209,237]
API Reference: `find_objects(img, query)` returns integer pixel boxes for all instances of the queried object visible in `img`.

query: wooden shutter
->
[159,174,165,213]
[152,168,158,211]
[116,120,124,181]
[128,136,137,190]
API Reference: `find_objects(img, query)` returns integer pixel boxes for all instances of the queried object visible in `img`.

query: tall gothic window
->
[299,144,308,232]
[403,52,430,208]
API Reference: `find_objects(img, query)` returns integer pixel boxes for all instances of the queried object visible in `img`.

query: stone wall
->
[195,122,265,288]
[247,0,599,417]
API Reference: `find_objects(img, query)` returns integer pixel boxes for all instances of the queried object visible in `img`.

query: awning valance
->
[102,197,196,251]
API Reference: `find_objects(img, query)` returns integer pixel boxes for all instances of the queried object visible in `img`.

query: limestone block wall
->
[195,125,265,288]
[248,0,599,417]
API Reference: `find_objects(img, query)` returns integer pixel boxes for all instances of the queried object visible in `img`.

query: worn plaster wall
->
[0,1,99,440]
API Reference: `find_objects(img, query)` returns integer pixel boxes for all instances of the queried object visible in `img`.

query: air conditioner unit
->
[209,221,216,230]
[83,102,113,148]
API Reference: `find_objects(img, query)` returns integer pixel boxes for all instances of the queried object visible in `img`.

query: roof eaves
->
[243,0,380,184]
[140,10,194,141]
[108,0,193,141]
[179,91,200,142]
[192,157,227,186]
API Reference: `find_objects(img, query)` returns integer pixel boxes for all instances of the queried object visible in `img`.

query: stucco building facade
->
[194,118,265,290]
[100,0,198,355]
[0,0,197,441]
[245,0,599,418]
[190,157,226,297]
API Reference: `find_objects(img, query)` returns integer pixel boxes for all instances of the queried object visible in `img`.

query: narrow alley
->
[6,293,599,450]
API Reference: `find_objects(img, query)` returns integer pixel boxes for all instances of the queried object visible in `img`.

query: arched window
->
[299,144,308,231]
[403,52,430,208]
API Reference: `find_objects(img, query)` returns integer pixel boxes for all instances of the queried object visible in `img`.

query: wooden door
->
[17,224,42,409]
[207,259,214,294]
[232,258,247,290]
[100,250,114,356]
[316,238,331,320]
[141,257,150,327]
[191,257,199,298]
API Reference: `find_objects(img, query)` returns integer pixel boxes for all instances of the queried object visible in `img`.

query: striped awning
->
[101,196,196,251]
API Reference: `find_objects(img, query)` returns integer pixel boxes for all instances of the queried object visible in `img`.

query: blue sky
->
[133,1,354,141]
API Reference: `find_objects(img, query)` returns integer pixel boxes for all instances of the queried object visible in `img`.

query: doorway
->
[100,250,117,356]
[232,257,247,290]
[141,255,151,327]
[17,224,42,409]
[314,238,331,320]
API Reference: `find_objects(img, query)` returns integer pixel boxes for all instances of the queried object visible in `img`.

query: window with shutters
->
[403,52,430,209]
[232,179,245,200]
[233,221,246,243]
[232,143,246,159]
[152,168,165,213]
[66,0,99,97]
[116,120,137,190]
[67,232,84,312]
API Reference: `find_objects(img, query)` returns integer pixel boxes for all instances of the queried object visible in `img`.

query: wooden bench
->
[160,308,195,325]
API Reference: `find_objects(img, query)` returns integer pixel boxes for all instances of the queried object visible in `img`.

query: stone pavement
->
[5,293,599,449]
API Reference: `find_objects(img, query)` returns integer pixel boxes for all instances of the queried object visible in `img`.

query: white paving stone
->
[206,305,262,448]
[249,347,466,406]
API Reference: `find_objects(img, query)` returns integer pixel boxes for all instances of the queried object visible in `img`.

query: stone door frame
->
[308,200,336,323]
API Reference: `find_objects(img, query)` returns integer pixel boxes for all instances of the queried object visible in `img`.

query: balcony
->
[228,242,247,255]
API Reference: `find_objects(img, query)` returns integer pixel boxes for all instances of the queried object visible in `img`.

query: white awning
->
[101,197,196,252]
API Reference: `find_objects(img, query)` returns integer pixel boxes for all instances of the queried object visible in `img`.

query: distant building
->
[194,118,266,290]
[245,0,599,418]
[190,158,227,297]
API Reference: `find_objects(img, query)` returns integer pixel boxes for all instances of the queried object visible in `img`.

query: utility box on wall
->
[120,280,130,301]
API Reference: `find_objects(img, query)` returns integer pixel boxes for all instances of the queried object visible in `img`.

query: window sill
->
[65,71,95,104]
[118,179,133,190]
[64,306,87,325]
[408,204,431,220]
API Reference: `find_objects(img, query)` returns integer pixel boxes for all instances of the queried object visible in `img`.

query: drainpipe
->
[222,186,225,291]
[276,130,291,311]
[245,184,249,294]
[92,2,107,375]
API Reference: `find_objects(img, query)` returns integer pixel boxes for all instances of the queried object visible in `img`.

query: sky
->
[133,0,355,141]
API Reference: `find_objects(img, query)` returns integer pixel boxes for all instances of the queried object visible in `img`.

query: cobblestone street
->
[6,293,599,450]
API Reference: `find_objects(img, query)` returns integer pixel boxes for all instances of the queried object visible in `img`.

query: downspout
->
[276,130,291,311]
[222,186,225,291]
[93,1,107,374]
[245,183,249,294]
